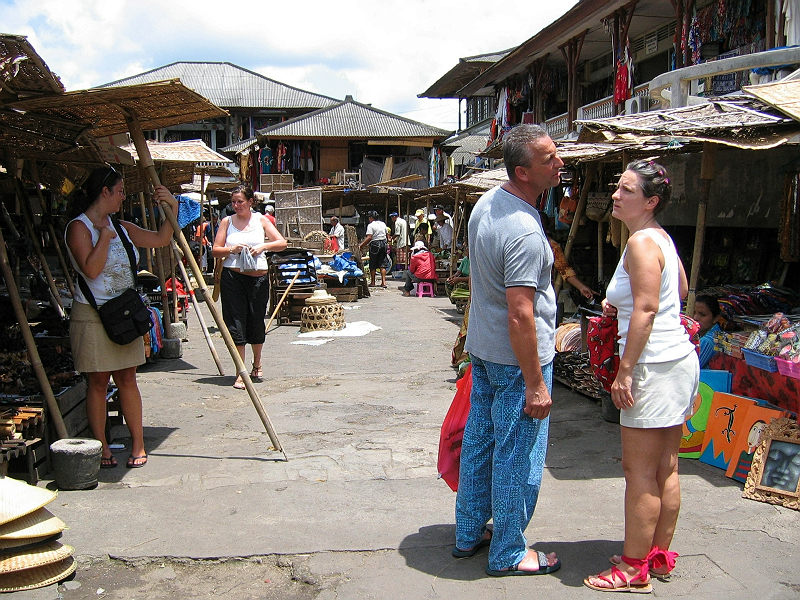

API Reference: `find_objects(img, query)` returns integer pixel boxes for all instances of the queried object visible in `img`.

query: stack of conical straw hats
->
[0,475,74,592]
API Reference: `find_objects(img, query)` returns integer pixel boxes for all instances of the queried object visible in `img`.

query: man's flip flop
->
[486,551,562,576]
[452,529,492,558]
[100,456,117,468]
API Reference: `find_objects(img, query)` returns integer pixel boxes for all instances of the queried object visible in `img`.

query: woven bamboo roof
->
[121,161,195,196]
[0,108,104,164]
[743,78,800,123]
[576,97,794,139]
[0,34,64,103]
[9,79,228,137]
[121,139,233,164]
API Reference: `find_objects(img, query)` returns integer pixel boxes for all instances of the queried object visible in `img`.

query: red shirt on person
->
[410,250,437,280]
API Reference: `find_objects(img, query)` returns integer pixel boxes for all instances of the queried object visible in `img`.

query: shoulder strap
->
[110,217,138,286]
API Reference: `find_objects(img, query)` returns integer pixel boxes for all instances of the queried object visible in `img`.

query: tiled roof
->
[97,61,338,110]
[256,96,452,139]
[419,48,512,99]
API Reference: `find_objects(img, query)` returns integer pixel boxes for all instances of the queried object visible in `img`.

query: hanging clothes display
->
[259,146,273,174]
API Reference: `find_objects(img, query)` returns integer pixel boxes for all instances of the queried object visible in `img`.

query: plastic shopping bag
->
[437,363,472,492]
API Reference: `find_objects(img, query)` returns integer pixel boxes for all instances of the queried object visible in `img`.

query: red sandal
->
[585,556,652,593]
[609,546,678,580]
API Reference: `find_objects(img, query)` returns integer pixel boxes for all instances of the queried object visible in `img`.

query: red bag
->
[438,363,472,492]
[324,235,339,253]
[587,316,619,393]
[588,314,703,393]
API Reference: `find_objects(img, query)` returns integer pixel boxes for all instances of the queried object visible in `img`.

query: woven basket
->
[585,193,612,222]
[300,303,345,332]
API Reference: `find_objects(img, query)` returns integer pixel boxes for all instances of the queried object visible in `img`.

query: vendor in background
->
[329,216,345,251]
[434,205,453,250]
[263,204,276,226]
[390,212,409,266]
[195,210,219,274]
[359,211,388,288]
[401,240,437,296]
[412,208,432,246]
[446,245,469,296]
[693,294,722,368]
[539,211,596,300]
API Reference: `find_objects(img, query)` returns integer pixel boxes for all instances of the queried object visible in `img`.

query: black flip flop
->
[100,456,118,469]
[126,455,148,469]
[486,551,562,576]
[452,529,492,558]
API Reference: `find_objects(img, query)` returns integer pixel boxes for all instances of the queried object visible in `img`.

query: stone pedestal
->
[50,438,102,490]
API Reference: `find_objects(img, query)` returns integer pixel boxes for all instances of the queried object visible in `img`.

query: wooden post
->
[29,163,76,298]
[0,224,68,439]
[14,179,65,318]
[144,192,172,331]
[597,220,605,284]
[449,188,460,276]
[687,142,716,315]
[138,192,153,273]
[172,243,224,376]
[125,115,285,457]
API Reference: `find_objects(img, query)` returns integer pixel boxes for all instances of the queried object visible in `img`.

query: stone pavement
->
[19,286,800,599]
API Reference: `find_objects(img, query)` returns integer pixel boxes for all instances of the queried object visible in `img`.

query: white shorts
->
[620,352,700,429]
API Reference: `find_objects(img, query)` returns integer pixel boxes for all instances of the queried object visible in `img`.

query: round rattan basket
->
[300,303,345,332]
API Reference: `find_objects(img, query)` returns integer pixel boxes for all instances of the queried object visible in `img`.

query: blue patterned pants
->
[455,355,553,570]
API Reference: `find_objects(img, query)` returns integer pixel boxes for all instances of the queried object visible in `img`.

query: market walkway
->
[27,287,800,599]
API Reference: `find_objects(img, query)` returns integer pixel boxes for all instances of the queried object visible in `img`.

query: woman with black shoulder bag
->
[65,166,177,469]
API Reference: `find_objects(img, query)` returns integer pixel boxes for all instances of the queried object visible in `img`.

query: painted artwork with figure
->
[760,440,800,493]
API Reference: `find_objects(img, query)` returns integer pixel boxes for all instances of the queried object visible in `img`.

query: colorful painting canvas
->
[725,404,787,482]
[699,392,760,470]
[679,370,733,458]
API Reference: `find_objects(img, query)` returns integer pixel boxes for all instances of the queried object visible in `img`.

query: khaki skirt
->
[69,301,145,373]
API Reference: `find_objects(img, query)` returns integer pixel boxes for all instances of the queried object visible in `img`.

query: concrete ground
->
[15,286,800,599]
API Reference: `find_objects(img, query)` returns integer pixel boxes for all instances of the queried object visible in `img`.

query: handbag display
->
[76,218,153,345]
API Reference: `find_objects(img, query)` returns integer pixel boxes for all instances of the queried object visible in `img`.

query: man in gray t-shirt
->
[454,124,562,576]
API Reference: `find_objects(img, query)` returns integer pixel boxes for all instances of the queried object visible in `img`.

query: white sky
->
[1,0,580,131]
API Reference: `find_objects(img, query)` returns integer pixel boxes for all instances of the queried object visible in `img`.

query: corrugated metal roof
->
[256,96,452,139]
[220,136,258,154]
[419,48,512,99]
[98,62,339,110]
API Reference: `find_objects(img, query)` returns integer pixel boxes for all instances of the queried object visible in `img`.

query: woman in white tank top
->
[212,187,287,389]
[585,161,699,593]
[65,166,178,470]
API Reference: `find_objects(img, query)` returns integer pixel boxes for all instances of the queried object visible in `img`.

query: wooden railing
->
[545,84,651,139]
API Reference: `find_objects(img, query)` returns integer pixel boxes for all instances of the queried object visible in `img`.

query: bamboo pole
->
[597,220,605,284]
[138,192,153,273]
[143,191,172,331]
[125,115,285,457]
[265,271,301,333]
[449,188,460,277]
[687,142,717,315]
[0,224,68,439]
[556,165,596,296]
[14,179,65,318]
[29,163,75,298]
[172,243,224,376]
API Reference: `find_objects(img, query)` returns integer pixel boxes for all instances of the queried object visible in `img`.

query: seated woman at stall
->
[693,294,722,368]
[445,246,469,298]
